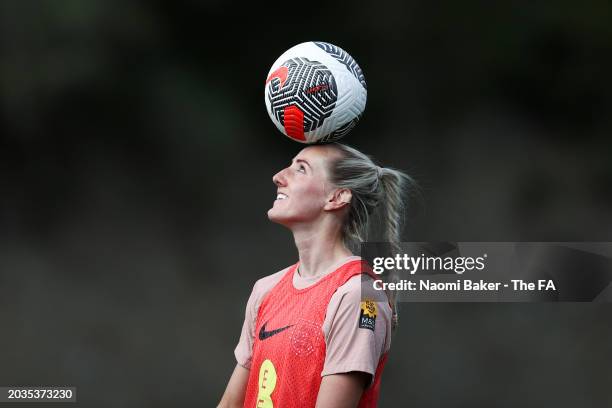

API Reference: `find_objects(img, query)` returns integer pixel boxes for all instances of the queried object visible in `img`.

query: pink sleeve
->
[234,282,259,369]
[321,275,392,382]
[234,269,288,369]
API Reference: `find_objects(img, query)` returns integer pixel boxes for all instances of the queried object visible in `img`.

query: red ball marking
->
[265,66,288,88]
[283,105,305,141]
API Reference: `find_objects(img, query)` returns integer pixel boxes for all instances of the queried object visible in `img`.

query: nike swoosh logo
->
[258,321,293,340]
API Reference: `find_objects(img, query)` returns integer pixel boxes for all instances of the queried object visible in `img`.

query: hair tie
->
[376,166,384,179]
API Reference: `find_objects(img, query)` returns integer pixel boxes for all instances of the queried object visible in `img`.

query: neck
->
[291,218,353,278]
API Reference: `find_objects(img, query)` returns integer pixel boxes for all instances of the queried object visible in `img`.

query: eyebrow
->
[293,158,311,168]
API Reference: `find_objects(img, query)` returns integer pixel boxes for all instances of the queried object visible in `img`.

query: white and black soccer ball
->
[264,41,367,144]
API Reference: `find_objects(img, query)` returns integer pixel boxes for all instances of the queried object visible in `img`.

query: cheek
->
[299,179,326,198]
[300,185,327,211]
[306,182,326,196]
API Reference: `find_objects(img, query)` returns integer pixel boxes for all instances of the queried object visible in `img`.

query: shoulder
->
[324,274,392,336]
[252,265,292,293]
[334,274,391,310]
[247,265,294,312]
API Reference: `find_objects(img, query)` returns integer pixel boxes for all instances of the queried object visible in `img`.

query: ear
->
[324,188,352,211]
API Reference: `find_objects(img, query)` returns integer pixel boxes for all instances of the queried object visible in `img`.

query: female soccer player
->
[218,142,413,407]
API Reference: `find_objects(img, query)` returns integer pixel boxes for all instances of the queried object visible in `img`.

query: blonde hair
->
[327,143,416,329]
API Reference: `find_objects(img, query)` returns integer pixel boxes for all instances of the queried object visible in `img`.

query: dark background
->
[1,1,611,407]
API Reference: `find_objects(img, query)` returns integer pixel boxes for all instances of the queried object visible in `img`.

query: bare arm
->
[217,364,250,408]
[315,372,369,408]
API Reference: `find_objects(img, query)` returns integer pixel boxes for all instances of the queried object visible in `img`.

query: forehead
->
[293,145,341,168]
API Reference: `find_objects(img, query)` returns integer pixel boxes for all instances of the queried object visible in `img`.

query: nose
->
[273,167,288,187]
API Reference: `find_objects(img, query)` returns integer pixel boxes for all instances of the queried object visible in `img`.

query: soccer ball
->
[264,41,367,144]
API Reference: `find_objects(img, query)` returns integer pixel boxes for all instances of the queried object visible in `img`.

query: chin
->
[267,208,292,227]
[267,207,281,222]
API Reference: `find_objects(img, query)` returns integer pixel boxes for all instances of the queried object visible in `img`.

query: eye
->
[297,164,306,173]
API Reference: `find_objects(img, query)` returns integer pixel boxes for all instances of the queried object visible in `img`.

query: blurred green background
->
[1,1,611,407]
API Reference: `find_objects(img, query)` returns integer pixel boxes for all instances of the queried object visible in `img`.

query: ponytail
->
[328,143,417,329]
[377,167,416,329]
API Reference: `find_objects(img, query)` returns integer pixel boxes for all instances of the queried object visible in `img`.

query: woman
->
[218,142,413,407]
